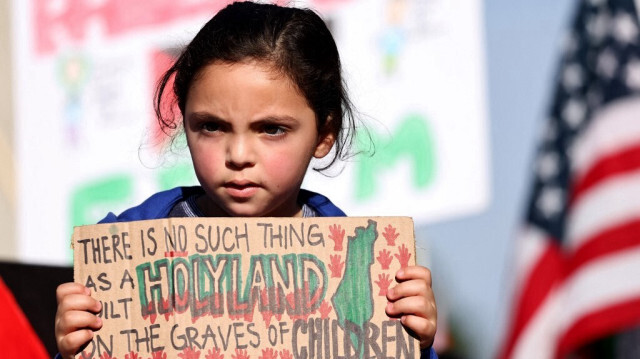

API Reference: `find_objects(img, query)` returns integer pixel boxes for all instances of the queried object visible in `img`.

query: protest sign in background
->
[11,0,488,265]
[73,217,419,359]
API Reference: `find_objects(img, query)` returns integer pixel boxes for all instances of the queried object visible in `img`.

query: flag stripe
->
[567,170,640,250]
[558,248,640,343]
[569,143,640,206]
[499,240,563,359]
[511,288,562,359]
[507,239,640,359]
[556,248,640,356]
[513,227,548,291]
[556,296,640,358]
[571,97,640,180]
[569,218,640,275]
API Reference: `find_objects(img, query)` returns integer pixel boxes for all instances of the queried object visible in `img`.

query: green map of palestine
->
[331,219,378,357]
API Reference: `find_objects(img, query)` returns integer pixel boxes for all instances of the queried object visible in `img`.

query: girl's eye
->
[263,124,286,136]
[202,122,221,133]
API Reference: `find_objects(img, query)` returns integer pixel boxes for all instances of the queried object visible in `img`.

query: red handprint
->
[232,349,250,359]
[178,347,201,359]
[376,249,393,269]
[328,254,345,278]
[394,244,412,268]
[279,350,293,359]
[205,348,224,359]
[125,352,139,359]
[375,273,393,296]
[149,350,167,359]
[383,225,400,246]
[259,348,278,359]
[319,300,332,319]
[328,224,345,251]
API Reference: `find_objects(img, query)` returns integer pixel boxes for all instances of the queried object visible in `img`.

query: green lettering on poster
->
[355,114,436,201]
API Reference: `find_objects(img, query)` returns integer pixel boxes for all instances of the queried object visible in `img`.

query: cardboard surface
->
[73,217,418,358]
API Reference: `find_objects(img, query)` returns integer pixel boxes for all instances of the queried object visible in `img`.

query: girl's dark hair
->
[154,1,358,171]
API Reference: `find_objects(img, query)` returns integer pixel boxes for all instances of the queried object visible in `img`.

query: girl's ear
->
[313,119,336,158]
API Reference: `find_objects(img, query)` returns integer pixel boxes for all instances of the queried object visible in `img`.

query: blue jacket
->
[57,186,437,359]
[99,186,346,222]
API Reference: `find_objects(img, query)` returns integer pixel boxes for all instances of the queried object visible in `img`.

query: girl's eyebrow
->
[254,115,300,124]
[188,112,301,124]
[187,111,227,123]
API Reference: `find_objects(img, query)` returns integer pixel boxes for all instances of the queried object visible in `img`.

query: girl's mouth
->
[224,181,260,198]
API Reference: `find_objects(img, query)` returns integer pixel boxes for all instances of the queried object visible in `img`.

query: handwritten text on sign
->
[73,217,418,359]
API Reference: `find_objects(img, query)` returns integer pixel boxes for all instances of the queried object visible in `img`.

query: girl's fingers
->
[56,283,89,303]
[57,293,102,314]
[55,282,100,358]
[386,279,431,301]
[57,329,94,359]
[385,295,434,318]
[400,315,437,349]
[56,310,103,336]
[385,266,438,350]
[395,266,432,286]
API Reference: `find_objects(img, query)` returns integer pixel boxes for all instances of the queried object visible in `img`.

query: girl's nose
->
[225,135,255,169]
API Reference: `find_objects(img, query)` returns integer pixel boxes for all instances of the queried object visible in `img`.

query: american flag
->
[499,0,640,358]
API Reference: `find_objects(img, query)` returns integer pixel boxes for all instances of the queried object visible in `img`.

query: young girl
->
[54,2,437,358]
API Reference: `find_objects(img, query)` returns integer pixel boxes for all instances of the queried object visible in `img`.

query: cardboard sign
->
[73,217,419,359]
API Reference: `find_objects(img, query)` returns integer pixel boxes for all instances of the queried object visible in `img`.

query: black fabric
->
[0,261,73,357]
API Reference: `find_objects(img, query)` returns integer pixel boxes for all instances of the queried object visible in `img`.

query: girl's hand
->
[55,283,103,359]
[385,265,437,349]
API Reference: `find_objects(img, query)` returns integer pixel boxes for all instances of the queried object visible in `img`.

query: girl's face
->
[184,61,334,217]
